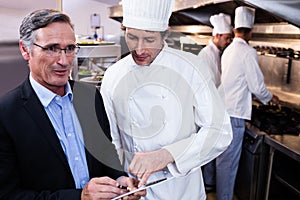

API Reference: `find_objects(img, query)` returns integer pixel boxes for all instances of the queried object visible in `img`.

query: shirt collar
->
[233,37,248,45]
[29,73,73,107]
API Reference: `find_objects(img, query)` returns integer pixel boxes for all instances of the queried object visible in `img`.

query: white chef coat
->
[219,37,273,120]
[101,45,232,200]
[198,39,222,87]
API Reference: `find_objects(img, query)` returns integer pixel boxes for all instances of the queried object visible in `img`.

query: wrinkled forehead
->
[34,22,75,44]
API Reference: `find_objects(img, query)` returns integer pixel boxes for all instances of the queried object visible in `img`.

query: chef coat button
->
[132,121,137,126]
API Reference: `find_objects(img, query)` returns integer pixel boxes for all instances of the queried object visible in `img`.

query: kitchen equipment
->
[235,101,300,200]
[235,127,269,200]
[251,104,300,136]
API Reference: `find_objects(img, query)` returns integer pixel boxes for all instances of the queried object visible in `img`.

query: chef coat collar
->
[209,39,221,55]
[151,42,168,65]
[232,37,248,45]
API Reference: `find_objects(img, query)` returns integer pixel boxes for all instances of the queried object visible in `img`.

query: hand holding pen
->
[112,177,171,200]
[81,176,145,200]
[117,177,146,199]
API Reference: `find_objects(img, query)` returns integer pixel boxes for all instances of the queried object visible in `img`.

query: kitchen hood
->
[109,0,299,28]
[110,0,300,51]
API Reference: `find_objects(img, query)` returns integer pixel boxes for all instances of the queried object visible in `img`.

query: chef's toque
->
[210,13,232,36]
[234,6,255,29]
[122,0,174,31]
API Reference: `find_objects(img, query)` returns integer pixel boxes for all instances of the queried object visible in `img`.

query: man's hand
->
[129,148,174,186]
[81,177,124,200]
[81,176,146,200]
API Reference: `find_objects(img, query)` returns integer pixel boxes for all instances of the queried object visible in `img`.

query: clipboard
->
[111,177,172,200]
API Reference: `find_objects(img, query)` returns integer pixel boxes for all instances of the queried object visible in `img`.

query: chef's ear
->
[19,40,30,60]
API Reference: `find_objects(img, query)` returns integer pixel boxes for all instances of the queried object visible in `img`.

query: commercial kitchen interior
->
[0,0,299,199]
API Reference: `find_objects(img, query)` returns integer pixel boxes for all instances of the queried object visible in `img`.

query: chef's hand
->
[81,176,145,200]
[118,176,146,200]
[270,94,279,105]
[129,148,174,187]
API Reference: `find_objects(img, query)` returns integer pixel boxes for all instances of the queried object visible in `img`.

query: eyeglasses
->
[33,43,80,57]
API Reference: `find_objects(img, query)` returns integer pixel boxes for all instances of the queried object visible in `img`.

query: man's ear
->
[19,40,30,60]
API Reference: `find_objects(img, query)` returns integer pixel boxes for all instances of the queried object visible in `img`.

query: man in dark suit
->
[0,9,145,200]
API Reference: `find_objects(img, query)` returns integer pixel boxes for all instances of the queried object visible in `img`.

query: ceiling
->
[0,0,55,10]
[0,0,119,10]
[93,0,119,5]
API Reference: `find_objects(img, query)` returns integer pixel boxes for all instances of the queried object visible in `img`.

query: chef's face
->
[125,28,164,66]
[216,33,232,51]
[21,22,76,96]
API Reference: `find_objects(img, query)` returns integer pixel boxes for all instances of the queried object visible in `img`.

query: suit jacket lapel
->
[21,79,70,169]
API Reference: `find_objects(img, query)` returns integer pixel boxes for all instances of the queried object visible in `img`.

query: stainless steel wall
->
[258,55,300,107]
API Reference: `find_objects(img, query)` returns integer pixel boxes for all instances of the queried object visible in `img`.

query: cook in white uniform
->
[198,13,232,88]
[218,6,279,200]
[101,0,233,199]
[197,13,232,193]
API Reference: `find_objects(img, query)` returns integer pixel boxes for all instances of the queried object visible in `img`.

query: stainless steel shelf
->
[72,44,121,81]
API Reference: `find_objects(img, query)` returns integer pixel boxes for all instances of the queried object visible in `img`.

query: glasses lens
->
[36,43,79,57]
[48,46,60,56]
[66,45,79,56]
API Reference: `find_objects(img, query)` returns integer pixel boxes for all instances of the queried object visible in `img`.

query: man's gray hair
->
[19,9,73,50]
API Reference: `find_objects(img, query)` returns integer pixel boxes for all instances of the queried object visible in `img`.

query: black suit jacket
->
[0,78,124,199]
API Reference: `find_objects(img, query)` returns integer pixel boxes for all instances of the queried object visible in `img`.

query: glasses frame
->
[33,43,80,57]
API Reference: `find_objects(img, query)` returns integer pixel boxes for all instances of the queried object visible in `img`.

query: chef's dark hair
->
[235,27,251,35]
[19,9,73,49]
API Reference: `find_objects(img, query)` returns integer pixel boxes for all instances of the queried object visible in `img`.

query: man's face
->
[24,22,76,95]
[216,33,232,51]
[125,28,164,66]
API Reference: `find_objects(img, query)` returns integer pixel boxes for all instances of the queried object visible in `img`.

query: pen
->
[118,178,167,190]
[144,178,167,187]
[112,177,172,200]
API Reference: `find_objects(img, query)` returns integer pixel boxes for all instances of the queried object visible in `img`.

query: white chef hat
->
[234,6,255,28]
[122,0,174,31]
[210,13,232,36]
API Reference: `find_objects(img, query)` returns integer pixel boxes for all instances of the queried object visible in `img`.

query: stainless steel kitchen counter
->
[264,134,300,199]
[265,134,300,162]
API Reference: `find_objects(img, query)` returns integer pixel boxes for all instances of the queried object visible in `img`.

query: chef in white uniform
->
[198,13,232,194]
[218,6,279,200]
[198,13,232,88]
[101,0,232,199]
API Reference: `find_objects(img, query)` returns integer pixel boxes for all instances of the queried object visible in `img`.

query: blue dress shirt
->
[30,74,90,189]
